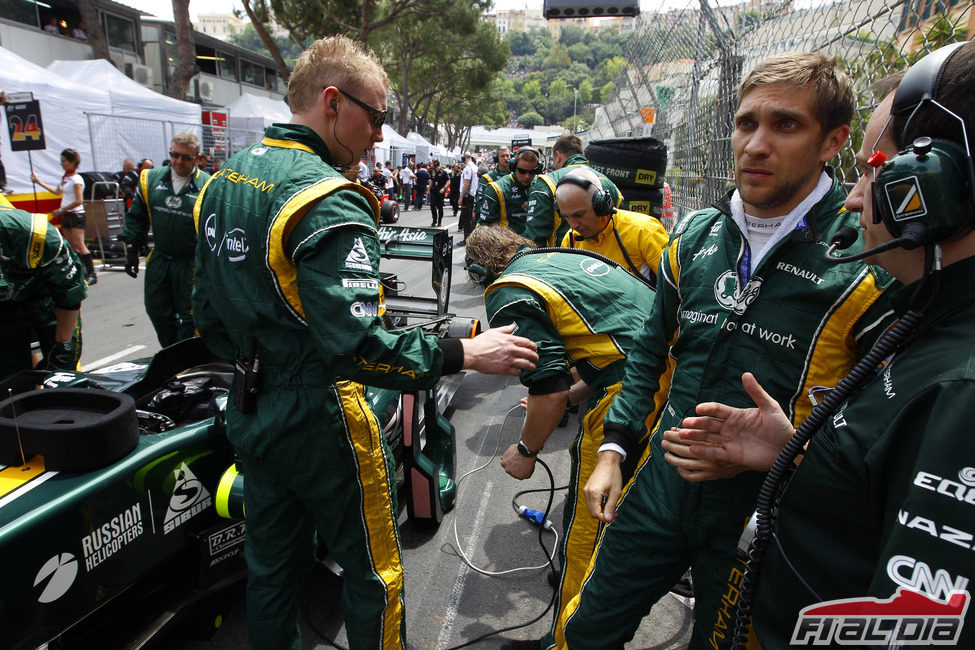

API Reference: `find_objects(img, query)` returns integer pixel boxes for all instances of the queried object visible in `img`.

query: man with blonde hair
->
[557,52,895,649]
[192,36,537,650]
[120,131,207,346]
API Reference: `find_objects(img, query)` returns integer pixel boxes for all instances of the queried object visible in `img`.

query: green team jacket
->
[484,249,655,393]
[121,165,210,257]
[476,172,533,235]
[523,154,622,248]
[0,207,86,309]
[755,255,975,648]
[192,124,462,455]
[603,174,895,454]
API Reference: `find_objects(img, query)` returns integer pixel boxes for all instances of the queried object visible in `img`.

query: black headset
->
[466,260,496,287]
[873,41,975,243]
[556,170,614,217]
[513,146,544,175]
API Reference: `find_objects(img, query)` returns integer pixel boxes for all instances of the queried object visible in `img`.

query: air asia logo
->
[34,553,79,603]
[579,258,610,277]
[163,463,212,534]
[164,195,182,209]
[884,175,928,222]
[344,237,373,271]
[791,587,970,645]
[713,270,762,315]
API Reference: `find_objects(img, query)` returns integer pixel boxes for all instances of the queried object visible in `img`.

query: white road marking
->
[436,480,494,650]
[83,345,146,372]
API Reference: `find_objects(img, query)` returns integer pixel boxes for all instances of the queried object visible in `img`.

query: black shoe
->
[86,273,98,286]
[670,572,694,598]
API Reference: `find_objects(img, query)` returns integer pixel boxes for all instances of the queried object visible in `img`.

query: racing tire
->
[585,137,668,190]
[620,186,665,220]
[381,200,400,224]
[0,388,138,471]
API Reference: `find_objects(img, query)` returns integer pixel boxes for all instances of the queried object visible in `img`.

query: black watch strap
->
[517,439,540,458]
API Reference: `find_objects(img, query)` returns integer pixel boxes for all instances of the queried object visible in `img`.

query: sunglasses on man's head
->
[334,88,387,129]
[169,151,196,162]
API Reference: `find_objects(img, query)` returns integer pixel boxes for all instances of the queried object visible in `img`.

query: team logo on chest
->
[164,195,182,209]
[713,270,763,315]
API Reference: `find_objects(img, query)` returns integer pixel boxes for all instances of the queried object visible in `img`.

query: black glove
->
[125,243,140,278]
[43,340,77,371]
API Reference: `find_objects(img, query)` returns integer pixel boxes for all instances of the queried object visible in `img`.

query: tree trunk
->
[241,0,290,81]
[166,0,199,100]
[76,0,112,63]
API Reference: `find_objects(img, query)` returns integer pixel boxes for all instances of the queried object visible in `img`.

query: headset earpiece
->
[878,41,975,243]
[557,172,614,217]
[466,261,496,287]
[873,137,975,242]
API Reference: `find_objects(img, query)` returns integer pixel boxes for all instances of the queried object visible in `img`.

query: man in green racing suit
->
[192,36,537,650]
[558,52,895,650]
[465,224,663,648]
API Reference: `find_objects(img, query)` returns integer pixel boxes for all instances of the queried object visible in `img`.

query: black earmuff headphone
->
[514,146,544,174]
[557,170,614,217]
[466,259,497,287]
[873,41,975,244]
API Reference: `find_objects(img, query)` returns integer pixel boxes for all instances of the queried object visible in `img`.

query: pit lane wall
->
[588,0,974,231]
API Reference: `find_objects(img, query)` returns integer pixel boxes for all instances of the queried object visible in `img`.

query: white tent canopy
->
[382,124,414,150]
[47,59,202,170]
[0,47,112,195]
[224,92,291,153]
[226,92,291,131]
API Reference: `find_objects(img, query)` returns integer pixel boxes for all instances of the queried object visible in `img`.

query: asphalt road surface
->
[80,202,692,649]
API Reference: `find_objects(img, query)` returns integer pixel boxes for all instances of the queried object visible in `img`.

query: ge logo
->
[580,259,610,277]
[204,213,218,251]
[164,195,182,209]
[713,270,763,315]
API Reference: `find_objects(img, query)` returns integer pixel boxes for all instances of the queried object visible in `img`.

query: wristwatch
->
[517,439,540,458]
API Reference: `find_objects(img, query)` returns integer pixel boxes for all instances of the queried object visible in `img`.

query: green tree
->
[568,42,592,67]
[559,25,585,47]
[578,78,593,105]
[543,43,571,70]
[522,79,543,100]
[506,30,536,56]
[518,111,544,129]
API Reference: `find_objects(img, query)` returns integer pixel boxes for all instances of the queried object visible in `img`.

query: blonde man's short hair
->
[171,131,201,152]
[287,35,389,114]
[739,52,855,134]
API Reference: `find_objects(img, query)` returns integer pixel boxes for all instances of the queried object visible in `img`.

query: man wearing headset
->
[556,166,669,286]
[523,134,622,248]
[477,147,543,235]
[120,132,209,348]
[557,52,896,650]
[464,224,656,648]
[192,37,538,650]
[663,42,975,648]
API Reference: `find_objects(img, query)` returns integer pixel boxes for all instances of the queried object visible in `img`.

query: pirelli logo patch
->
[884,175,927,222]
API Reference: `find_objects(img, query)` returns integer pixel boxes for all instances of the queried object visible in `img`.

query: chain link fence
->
[85,113,264,171]
[589,0,973,228]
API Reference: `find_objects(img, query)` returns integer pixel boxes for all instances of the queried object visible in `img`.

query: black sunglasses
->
[169,151,196,162]
[515,166,538,175]
[334,88,387,129]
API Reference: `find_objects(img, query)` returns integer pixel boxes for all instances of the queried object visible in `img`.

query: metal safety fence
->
[85,113,264,172]
[589,0,974,228]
